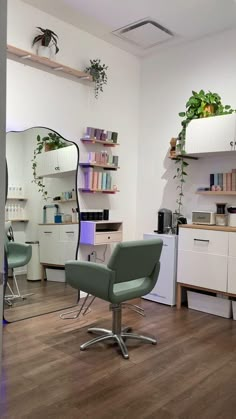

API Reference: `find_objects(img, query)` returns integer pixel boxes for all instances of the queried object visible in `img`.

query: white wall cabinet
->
[38,224,78,265]
[177,227,236,294]
[185,114,236,155]
[36,145,77,177]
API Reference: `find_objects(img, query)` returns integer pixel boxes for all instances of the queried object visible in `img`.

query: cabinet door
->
[59,224,78,264]
[57,145,77,174]
[36,150,59,177]
[177,250,228,292]
[185,114,236,155]
[228,257,236,294]
[38,226,60,264]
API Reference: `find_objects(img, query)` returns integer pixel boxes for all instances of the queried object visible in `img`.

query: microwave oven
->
[192,211,215,225]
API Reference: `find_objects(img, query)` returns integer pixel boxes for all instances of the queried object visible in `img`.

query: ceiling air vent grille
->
[112,18,174,49]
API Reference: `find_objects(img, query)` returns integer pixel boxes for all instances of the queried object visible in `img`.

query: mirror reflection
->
[4,127,79,322]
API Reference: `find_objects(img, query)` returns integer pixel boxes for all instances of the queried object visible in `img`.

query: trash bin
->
[25,241,41,281]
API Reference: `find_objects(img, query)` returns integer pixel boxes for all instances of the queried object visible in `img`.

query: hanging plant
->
[32,132,67,200]
[173,90,235,217]
[85,59,108,99]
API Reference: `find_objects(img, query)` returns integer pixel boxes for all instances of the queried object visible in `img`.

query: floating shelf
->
[7,197,27,201]
[169,154,198,161]
[7,44,93,82]
[7,219,29,222]
[196,191,236,196]
[79,188,119,194]
[81,138,119,147]
[53,199,77,203]
[80,162,119,170]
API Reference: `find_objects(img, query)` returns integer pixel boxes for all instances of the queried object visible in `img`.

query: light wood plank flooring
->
[1,299,236,418]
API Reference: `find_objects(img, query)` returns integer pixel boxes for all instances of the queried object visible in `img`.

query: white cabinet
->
[38,224,78,265]
[143,234,178,306]
[177,228,228,292]
[80,221,123,245]
[227,233,236,294]
[185,114,236,155]
[36,145,77,177]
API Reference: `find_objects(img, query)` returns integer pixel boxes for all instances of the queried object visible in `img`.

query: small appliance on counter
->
[192,211,216,225]
[156,208,172,234]
[227,206,236,227]
[215,203,227,226]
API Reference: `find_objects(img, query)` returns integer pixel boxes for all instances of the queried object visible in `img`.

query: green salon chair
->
[65,238,163,359]
[5,222,32,304]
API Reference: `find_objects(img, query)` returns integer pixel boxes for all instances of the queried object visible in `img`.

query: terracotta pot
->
[44,143,55,152]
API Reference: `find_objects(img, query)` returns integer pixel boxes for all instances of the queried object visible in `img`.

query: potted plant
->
[173,90,235,221]
[32,27,59,59]
[85,59,108,99]
[32,132,67,200]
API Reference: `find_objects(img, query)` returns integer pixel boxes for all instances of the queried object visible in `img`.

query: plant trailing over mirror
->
[32,27,59,54]
[85,59,108,99]
[173,90,235,217]
[32,132,67,200]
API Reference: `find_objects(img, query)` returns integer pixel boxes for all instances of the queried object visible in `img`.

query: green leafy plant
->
[32,27,59,54]
[85,59,108,99]
[174,90,235,216]
[32,132,67,200]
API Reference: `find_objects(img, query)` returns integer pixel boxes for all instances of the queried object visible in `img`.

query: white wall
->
[7,0,140,261]
[137,28,236,237]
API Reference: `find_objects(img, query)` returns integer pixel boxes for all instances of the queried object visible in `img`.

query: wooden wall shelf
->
[7,44,93,82]
[7,197,27,201]
[80,163,119,170]
[79,188,119,194]
[169,154,198,161]
[81,138,119,147]
[196,191,236,196]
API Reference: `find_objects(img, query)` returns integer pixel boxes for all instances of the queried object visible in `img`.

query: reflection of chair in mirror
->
[65,239,163,359]
[5,222,33,305]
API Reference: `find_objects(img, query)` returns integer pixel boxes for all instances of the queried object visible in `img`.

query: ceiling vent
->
[112,18,174,49]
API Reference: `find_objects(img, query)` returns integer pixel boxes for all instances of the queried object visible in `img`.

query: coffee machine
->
[157,208,172,234]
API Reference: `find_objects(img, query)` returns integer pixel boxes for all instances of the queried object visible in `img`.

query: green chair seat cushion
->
[112,278,152,304]
[7,243,32,269]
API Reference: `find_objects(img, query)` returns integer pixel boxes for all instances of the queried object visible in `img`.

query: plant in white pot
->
[32,27,59,59]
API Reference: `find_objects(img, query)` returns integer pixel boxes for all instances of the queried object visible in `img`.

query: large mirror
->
[4,127,79,322]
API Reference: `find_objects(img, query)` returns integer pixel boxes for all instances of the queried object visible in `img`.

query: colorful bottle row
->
[5,204,25,220]
[87,152,119,166]
[210,170,236,191]
[83,168,114,190]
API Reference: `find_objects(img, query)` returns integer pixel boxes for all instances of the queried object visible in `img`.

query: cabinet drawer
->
[95,231,122,245]
[228,256,236,294]
[179,228,228,255]
[228,233,236,257]
[38,226,60,264]
[59,225,78,242]
[177,250,228,292]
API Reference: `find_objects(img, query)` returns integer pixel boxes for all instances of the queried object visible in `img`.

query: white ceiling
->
[22,0,236,56]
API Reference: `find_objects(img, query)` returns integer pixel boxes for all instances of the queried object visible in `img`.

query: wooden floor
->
[4,276,78,322]
[1,299,236,418]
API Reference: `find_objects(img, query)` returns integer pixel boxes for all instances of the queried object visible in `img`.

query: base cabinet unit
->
[38,224,78,265]
[143,233,178,306]
[177,225,236,310]
[80,221,123,245]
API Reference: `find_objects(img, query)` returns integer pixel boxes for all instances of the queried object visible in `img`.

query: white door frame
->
[0,0,7,371]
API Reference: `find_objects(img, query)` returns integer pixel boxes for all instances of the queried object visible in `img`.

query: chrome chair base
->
[80,326,157,359]
[5,274,34,304]
[80,303,156,359]
[60,294,96,320]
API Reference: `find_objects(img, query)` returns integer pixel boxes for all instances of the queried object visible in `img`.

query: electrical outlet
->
[88,251,96,262]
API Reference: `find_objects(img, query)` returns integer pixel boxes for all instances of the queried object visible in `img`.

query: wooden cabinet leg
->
[176,283,182,309]
[41,264,45,282]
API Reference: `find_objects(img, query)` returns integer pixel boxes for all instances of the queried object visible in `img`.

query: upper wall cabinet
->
[37,145,77,177]
[185,114,236,155]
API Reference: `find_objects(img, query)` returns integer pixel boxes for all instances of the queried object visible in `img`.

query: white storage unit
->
[26,241,41,281]
[80,221,123,245]
[38,223,78,265]
[185,114,236,155]
[177,228,228,292]
[187,291,232,318]
[142,233,178,306]
[36,145,77,177]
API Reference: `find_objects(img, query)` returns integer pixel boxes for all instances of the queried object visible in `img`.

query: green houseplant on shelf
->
[32,27,59,58]
[32,132,67,200]
[85,59,108,99]
[174,90,235,221]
